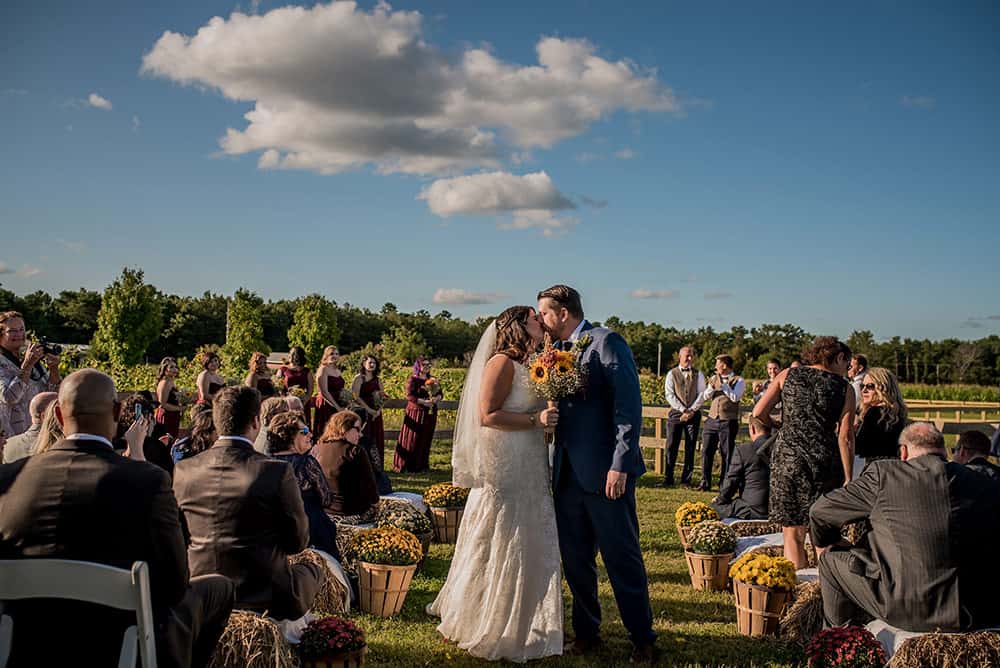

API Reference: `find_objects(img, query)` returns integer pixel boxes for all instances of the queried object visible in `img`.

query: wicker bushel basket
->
[356,561,417,617]
[684,552,733,591]
[429,506,464,543]
[302,646,367,668]
[676,523,692,549]
[733,579,791,637]
[415,530,433,574]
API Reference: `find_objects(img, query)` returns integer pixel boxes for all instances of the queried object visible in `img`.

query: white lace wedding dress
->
[427,359,563,662]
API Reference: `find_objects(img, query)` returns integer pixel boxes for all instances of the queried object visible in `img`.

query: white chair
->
[0,559,156,668]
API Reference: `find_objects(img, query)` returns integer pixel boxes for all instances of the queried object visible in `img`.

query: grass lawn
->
[353,440,805,667]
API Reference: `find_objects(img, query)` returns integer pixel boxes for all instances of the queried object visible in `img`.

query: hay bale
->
[842,520,868,545]
[208,610,296,668]
[730,520,782,538]
[745,543,818,569]
[779,580,824,644]
[289,549,350,615]
[888,631,1000,668]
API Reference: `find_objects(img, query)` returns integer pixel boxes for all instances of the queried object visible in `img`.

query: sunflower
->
[555,361,572,374]
[556,351,574,364]
[529,362,549,384]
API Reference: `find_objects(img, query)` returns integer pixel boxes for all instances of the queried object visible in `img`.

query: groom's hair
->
[537,285,584,319]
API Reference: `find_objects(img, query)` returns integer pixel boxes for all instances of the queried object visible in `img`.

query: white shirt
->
[663,367,707,412]
[851,371,867,407]
[699,374,746,405]
[566,319,588,344]
[219,435,255,447]
[65,432,115,449]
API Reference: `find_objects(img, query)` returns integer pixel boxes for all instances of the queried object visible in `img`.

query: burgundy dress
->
[154,386,182,439]
[313,374,346,438]
[359,377,386,467]
[198,380,224,404]
[281,366,312,424]
[394,375,436,473]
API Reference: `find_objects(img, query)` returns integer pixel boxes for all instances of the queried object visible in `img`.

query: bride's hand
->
[539,406,559,428]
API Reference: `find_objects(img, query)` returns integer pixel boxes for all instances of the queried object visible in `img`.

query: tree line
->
[2,268,999,385]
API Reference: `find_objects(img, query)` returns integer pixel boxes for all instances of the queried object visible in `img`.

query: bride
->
[427,305,563,662]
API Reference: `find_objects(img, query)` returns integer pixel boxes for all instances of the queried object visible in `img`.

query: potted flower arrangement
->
[674,501,719,549]
[684,520,737,591]
[423,482,470,543]
[728,552,798,636]
[805,626,886,668]
[375,502,434,572]
[349,527,423,617]
[298,615,367,668]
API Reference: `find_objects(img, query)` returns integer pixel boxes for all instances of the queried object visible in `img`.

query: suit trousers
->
[665,411,700,483]
[818,546,878,628]
[554,458,655,647]
[158,574,236,668]
[701,418,738,489]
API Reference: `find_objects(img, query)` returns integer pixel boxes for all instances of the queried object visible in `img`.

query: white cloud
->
[419,171,573,216]
[615,147,636,159]
[704,291,733,300]
[498,210,579,238]
[57,239,87,253]
[132,115,141,131]
[141,1,680,176]
[0,262,13,274]
[631,288,679,299]
[900,95,935,109]
[17,266,42,278]
[87,93,113,110]
[433,288,508,305]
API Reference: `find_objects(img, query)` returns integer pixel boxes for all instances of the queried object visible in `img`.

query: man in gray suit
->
[810,422,1000,631]
[1,391,56,462]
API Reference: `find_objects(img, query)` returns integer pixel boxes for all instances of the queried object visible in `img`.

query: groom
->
[537,285,656,663]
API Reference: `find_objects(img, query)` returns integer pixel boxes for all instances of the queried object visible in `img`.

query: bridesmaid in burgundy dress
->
[244,351,276,397]
[280,346,314,426]
[154,357,183,439]
[196,351,225,404]
[313,345,347,436]
[352,354,386,467]
[394,356,440,473]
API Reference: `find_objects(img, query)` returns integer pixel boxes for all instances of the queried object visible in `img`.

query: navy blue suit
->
[552,322,655,647]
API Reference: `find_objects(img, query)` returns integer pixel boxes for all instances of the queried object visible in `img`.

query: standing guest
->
[697,355,745,491]
[314,410,380,524]
[789,358,803,368]
[26,400,64,455]
[2,391,56,462]
[196,350,225,405]
[0,369,235,667]
[0,311,61,436]
[810,423,1000,631]
[155,357,184,439]
[855,367,907,469]
[279,346,314,426]
[253,395,290,454]
[266,411,340,558]
[952,430,1000,481]
[661,345,705,487]
[753,359,782,403]
[313,345,347,437]
[115,393,175,477]
[353,354,386,466]
[173,386,323,621]
[848,353,869,407]
[711,416,772,520]
[753,336,855,569]
[245,351,276,398]
[171,404,216,463]
[394,356,439,473]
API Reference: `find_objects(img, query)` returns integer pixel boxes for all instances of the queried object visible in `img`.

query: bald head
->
[29,391,58,424]
[57,369,120,439]
[899,422,945,460]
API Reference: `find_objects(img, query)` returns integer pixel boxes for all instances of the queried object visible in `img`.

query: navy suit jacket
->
[553,322,646,493]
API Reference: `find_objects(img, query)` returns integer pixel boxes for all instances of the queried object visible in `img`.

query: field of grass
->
[353,440,804,667]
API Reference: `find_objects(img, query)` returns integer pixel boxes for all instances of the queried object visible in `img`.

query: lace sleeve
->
[302,453,337,507]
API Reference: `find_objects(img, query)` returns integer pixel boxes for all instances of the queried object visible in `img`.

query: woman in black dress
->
[855,367,907,469]
[752,336,856,569]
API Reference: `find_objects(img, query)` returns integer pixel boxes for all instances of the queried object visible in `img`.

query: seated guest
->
[0,369,234,667]
[30,400,65,454]
[810,422,1000,632]
[313,410,380,524]
[711,416,771,520]
[173,386,322,620]
[114,392,174,476]
[266,411,340,559]
[170,403,216,462]
[953,430,1000,482]
[855,367,907,469]
[253,395,289,453]
[2,390,56,462]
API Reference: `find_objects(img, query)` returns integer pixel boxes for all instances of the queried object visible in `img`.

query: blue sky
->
[2,1,998,341]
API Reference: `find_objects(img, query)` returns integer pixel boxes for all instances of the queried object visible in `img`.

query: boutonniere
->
[573,334,592,352]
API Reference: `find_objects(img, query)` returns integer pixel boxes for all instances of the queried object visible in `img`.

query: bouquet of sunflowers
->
[288,385,308,399]
[675,501,720,527]
[687,520,737,555]
[527,343,586,402]
[424,376,442,398]
[423,482,470,508]
[728,553,798,591]
[348,527,422,566]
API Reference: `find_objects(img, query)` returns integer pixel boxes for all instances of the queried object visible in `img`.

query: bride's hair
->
[494,306,536,362]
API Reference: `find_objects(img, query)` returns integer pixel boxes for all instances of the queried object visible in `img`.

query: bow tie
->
[681,368,693,373]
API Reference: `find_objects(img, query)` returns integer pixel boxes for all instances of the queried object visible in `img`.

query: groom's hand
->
[605,470,627,500]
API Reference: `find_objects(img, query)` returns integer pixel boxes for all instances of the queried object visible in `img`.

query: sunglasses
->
[861,383,877,392]
[299,426,310,435]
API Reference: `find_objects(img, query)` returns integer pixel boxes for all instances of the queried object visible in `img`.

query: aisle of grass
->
[359,440,803,667]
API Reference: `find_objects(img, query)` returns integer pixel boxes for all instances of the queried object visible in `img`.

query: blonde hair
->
[320,346,339,368]
[863,367,907,428]
[320,409,362,442]
[34,402,65,454]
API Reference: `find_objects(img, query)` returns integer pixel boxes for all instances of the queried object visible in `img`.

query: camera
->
[38,338,62,355]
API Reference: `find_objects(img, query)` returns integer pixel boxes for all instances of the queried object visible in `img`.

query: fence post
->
[653,417,664,475]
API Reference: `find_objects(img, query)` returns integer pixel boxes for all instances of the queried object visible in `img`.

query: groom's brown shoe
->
[566,636,604,656]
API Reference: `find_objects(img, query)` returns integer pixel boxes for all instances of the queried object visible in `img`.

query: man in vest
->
[661,346,706,487]
[697,354,745,491]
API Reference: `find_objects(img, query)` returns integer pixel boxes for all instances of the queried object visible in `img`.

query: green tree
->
[52,288,102,344]
[91,268,163,366]
[288,294,340,367]
[225,288,269,372]
[380,325,430,366]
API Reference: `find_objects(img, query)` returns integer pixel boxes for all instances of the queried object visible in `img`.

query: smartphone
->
[134,404,143,420]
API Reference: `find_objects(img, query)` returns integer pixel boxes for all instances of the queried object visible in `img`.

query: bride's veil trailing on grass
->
[451,320,497,488]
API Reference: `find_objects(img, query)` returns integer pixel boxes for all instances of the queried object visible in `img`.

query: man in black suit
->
[173,385,322,620]
[711,416,771,520]
[0,369,234,667]
[810,422,1000,631]
[952,429,1000,482]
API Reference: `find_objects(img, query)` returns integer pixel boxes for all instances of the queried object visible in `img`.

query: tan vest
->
[670,367,700,409]
[707,374,741,420]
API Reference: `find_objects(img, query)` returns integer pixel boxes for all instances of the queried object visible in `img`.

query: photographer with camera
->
[0,311,61,436]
